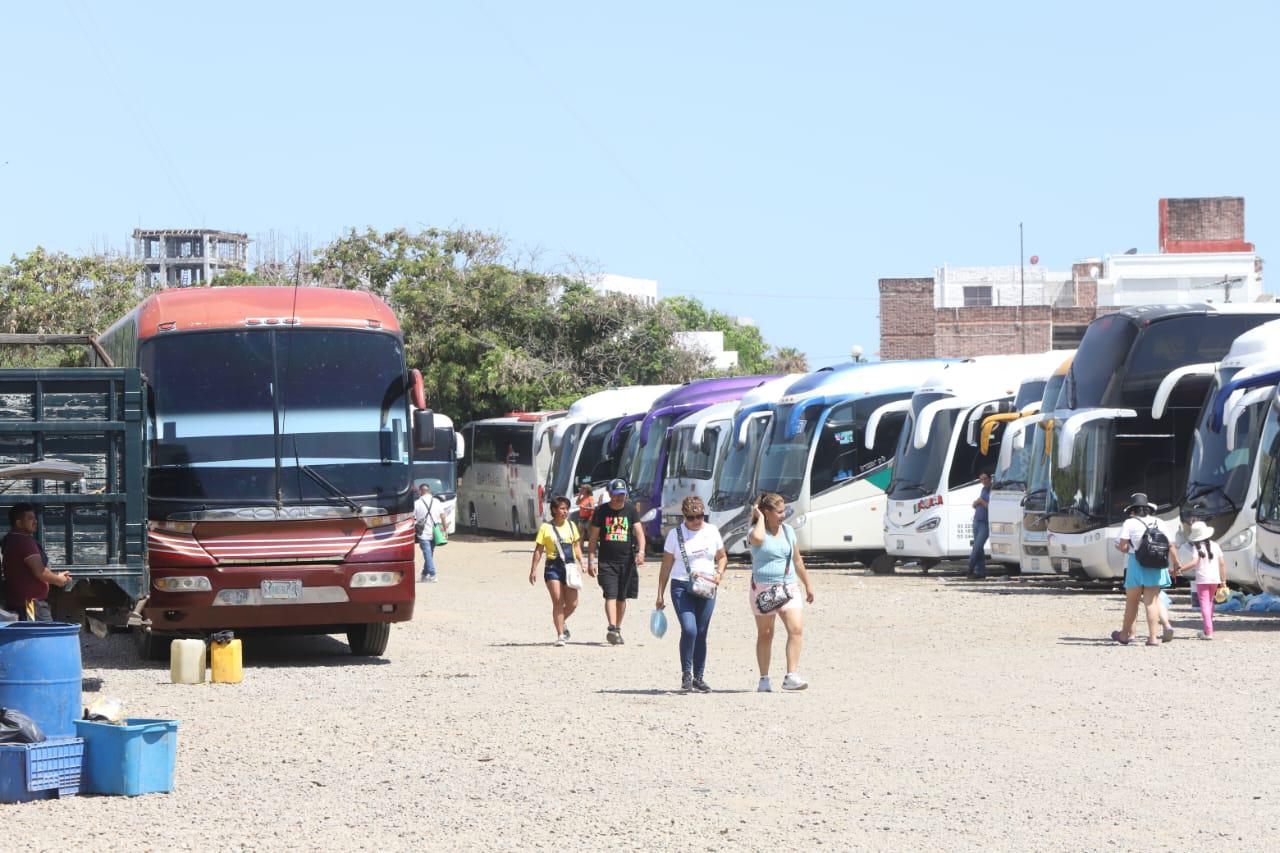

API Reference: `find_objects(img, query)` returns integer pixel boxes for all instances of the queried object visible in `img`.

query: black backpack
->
[1134,521,1170,569]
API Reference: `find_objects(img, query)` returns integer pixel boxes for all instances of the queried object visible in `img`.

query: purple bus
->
[613,376,780,548]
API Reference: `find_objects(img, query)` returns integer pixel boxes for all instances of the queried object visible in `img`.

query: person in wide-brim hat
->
[1110,493,1174,646]
[1123,493,1154,515]
[1172,519,1228,639]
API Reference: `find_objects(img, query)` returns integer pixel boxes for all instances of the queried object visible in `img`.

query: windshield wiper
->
[1061,504,1104,521]
[1185,482,1238,513]
[299,464,363,514]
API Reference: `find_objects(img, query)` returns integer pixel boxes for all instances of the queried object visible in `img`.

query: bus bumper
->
[145,560,415,632]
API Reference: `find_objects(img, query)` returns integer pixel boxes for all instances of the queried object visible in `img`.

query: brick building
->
[879,197,1265,359]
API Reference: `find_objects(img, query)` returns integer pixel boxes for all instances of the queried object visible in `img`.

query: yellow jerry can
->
[210,638,243,684]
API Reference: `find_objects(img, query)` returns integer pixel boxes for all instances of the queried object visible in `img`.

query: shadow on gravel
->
[598,688,754,696]
[491,641,609,648]
[1057,636,1121,646]
[83,632,389,671]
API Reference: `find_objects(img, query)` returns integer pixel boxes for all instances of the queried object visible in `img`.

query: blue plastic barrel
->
[0,622,83,739]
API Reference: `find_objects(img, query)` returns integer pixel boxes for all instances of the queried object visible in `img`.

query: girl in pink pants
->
[1172,520,1227,639]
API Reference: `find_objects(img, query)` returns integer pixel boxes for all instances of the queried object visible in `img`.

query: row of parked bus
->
[456,302,1280,595]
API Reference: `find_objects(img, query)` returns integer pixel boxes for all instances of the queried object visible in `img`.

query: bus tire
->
[348,622,390,656]
[133,626,174,662]
[870,554,896,575]
[469,503,479,531]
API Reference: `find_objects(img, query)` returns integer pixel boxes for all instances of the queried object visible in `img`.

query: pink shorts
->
[749,581,803,617]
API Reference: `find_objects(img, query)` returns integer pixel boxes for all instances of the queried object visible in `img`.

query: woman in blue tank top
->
[747,492,815,692]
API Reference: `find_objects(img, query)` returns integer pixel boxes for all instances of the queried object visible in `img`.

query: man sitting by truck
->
[2,503,71,621]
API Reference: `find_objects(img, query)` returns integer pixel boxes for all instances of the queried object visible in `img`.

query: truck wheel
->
[348,622,390,656]
[133,626,174,662]
[870,553,897,575]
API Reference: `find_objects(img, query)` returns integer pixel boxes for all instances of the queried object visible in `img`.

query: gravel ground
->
[9,536,1280,851]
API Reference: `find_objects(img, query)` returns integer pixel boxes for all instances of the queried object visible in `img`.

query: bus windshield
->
[1066,315,1137,409]
[1184,373,1266,518]
[1050,419,1110,520]
[548,423,585,498]
[666,423,723,480]
[630,413,675,497]
[1256,403,1280,531]
[993,430,1031,492]
[413,427,458,499]
[141,329,410,515]
[888,394,957,500]
[710,416,770,511]
[756,403,821,503]
[1023,424,1054,511]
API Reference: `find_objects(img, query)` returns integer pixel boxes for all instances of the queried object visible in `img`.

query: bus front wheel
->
[870,554,897,575]
[348,622,390,656]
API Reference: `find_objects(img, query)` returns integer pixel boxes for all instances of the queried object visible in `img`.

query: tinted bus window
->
[1120,315,1268,408]
[472,425,533,465]
[1067,314,1137,409]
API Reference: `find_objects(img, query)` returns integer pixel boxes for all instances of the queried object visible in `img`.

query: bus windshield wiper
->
[1185,482,1238,513]
[299,464,363,514]
[1062,504,1104,521]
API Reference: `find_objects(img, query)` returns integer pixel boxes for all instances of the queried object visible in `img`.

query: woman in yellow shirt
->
[530,496,588,646]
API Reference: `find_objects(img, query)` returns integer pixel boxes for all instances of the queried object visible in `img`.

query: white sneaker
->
[554,637,565,647]
[756,677,772,693]
[782,673,808,691]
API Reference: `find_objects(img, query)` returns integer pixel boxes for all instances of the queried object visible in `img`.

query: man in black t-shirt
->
[588,478,646,645]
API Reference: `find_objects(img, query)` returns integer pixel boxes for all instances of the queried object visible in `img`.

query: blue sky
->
[2,1,1276,367]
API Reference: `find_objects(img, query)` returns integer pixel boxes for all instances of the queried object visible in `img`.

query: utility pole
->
[1019,222,1026,354]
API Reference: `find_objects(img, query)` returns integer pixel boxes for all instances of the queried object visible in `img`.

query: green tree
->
[661,295,771,373]
[0,249,154,366]
[766,346,809,374]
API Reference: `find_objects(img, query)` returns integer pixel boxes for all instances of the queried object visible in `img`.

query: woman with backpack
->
[529,496,586,646]
[1171,519,1227,639]
[747,492,815,691]
[1110,493,1174,646]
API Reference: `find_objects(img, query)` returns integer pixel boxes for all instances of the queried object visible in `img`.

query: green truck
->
[0,335,147,627]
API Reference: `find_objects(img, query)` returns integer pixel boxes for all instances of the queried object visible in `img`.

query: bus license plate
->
[895,539,904,551]
[1059,559,1070,573]
[262,580,302,600]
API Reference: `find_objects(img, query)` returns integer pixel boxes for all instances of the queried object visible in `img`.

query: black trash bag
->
[0,707,46,744]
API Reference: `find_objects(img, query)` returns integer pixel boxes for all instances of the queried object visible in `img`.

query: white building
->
[674,331,739,370]
[934,264,1075,309]
[591,273,658,307]
[1100,251,1265,305]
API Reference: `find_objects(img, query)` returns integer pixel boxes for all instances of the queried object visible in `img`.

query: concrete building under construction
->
[133,228,249,287]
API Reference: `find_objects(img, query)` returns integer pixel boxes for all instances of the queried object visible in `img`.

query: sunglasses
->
[684,514,705,521]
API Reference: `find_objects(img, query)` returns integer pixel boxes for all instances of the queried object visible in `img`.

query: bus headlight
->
[1222,528,1253,551]
[991,522,1015,535]
[992,542,1013,555]
[154,576,212,592]
[791,514,807,530]
[917,517,941,532]
[351,571,403,588]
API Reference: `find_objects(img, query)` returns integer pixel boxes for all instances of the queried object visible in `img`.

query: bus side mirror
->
[414,409,436,451]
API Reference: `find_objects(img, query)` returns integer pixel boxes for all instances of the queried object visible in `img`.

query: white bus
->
[458,411,565,535]
[1173,321,1280,588]
[543,385,676,521]
[982,357,1072,567]
[880,352,1069,572]
[1047,304,1280,581]
[739,360,948,562]
[663,376,801,548]
[411,413,466,534]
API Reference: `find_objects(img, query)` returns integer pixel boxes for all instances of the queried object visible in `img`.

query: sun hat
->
[1124,493,1154,514]
[1187,520,1214,542]
[607,478,629,495]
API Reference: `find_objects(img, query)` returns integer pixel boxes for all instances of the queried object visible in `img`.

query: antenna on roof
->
[1193,275,1246,303]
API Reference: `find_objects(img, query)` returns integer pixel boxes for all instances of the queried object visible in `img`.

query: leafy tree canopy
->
[0,229,805,420]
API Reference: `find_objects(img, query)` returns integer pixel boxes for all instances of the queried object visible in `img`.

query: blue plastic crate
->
[74,718,179,796]
[0,737,84,803]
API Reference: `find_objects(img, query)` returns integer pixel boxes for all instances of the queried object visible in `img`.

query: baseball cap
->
[608,478,629,495]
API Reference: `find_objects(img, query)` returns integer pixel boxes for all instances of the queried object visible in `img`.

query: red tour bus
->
[97,286,434,659]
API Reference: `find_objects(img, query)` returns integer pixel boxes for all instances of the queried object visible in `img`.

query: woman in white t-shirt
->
[1110,493,1174,646]
[655,496,727,693]
[1171,519,1226,639]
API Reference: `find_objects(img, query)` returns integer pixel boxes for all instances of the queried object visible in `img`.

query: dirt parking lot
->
[10,535,1280,850]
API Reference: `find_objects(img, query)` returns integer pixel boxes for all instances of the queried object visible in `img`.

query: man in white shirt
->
[414,485,447,582]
